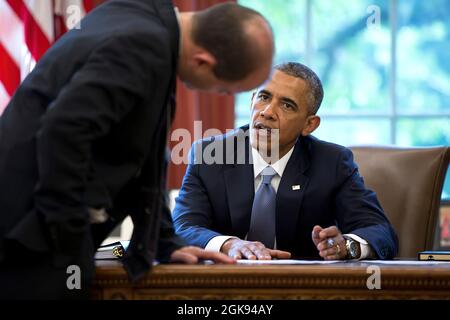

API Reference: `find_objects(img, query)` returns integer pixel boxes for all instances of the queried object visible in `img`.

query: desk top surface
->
[95,260,450,278]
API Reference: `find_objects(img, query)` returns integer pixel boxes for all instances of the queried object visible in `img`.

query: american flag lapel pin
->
[292,185,301,191]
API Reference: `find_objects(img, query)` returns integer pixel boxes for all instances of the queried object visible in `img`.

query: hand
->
[170,246,236,264]
[221,238,291,260]
[311,225,347,260]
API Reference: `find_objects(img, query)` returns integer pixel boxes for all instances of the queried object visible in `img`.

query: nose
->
[260,103,275,119]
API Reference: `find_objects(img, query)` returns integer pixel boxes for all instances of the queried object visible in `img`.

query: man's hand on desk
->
[312,225,348,260]
[170,246,236,264]
[220,239,291,260]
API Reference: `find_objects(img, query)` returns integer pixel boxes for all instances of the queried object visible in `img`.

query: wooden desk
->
[93,261,450,300]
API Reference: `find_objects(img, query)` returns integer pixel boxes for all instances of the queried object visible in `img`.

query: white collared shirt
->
[252,145,294,192]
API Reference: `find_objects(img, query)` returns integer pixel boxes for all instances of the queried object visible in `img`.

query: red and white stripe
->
[0,0,95,115]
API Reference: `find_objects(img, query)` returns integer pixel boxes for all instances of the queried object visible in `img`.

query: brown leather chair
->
[350,146,450,258]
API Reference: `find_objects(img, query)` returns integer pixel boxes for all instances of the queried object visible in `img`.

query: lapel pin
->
[292,185,301,191]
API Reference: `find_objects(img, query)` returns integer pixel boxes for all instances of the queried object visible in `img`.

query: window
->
[237,0,450,198]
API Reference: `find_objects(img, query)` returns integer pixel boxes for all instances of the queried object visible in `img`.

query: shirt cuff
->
[344,233,373,260]
[205,236,238,252]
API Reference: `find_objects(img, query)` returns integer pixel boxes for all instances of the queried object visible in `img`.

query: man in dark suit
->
[173,62,398,261]
[0,1,274,298]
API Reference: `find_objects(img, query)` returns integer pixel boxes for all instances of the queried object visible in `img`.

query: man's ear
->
[301,115,321,136]
[192,50,216,68]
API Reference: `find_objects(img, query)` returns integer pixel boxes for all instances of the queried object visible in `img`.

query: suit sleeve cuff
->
[344,233,373,260]
[205,236,238,252]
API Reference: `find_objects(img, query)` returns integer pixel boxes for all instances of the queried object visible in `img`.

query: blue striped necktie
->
[247,166,277,248]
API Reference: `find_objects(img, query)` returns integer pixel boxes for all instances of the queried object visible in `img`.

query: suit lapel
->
[224,164,254,238]
[276,138,310,250]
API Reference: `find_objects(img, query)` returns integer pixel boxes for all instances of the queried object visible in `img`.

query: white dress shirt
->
[205,146,373,260]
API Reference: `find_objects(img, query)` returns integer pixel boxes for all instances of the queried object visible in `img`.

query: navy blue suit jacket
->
[173,125,398,259]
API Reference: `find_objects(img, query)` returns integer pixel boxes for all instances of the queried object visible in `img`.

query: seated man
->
[173,62,398,260]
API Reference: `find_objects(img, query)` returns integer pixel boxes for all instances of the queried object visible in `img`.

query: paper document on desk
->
[237,259,343,265]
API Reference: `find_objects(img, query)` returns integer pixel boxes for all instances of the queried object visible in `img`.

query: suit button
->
[137,243,144,251]
[135,169,142,177]
[145,207,151,215]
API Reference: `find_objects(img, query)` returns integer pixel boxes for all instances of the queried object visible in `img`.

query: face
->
[250,70,320,159]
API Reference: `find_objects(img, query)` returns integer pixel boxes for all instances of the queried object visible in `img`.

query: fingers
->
[243,247,259,260]
[240,243,271,260]
[318,239,345,260]
[228,241,277,260]
[228,249,243,260]
[268,249,291,259]
[318,245,339,259]
[312,225,345,260]
[251,245,272,260]
[227,243,251,260]
[170,246,236,264]
[317,238,335,251]
[196,250,236,264]
[170,250,199,264]
[311,225,323,245]
[318,226,339,240]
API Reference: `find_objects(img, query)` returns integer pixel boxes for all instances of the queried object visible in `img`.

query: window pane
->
[239,0,307,64]
[396,118,450,146]
[235,91,252,128]
[312,0,390,114]
[397,1,450,114]
[313,118,391,146]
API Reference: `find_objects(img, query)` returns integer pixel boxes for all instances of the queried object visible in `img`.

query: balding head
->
[191,3,274,82]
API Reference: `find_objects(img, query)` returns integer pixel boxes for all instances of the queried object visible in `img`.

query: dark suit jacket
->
[173,125,398,259]
[0,0,184,292]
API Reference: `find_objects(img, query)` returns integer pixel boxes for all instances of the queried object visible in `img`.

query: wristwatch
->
[344,236,361,260]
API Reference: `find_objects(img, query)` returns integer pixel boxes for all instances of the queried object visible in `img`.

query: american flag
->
[0,0,97,115]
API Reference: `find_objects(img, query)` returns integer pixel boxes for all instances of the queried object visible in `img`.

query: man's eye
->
[258,94,269,101]
[283,103,294,109]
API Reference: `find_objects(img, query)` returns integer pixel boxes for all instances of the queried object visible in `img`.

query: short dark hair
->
[274,62,324,114]
[192,3,270,81]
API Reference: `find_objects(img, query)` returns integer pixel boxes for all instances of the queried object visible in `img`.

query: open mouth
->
[253,122,273,131]
[253,123,277,138]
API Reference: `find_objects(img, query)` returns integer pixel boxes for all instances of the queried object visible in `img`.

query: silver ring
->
[327,238,335,247]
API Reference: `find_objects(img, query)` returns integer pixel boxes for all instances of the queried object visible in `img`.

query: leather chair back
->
[350,146,449,258]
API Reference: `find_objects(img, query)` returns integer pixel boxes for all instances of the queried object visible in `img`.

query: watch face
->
[349,241,360,258]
